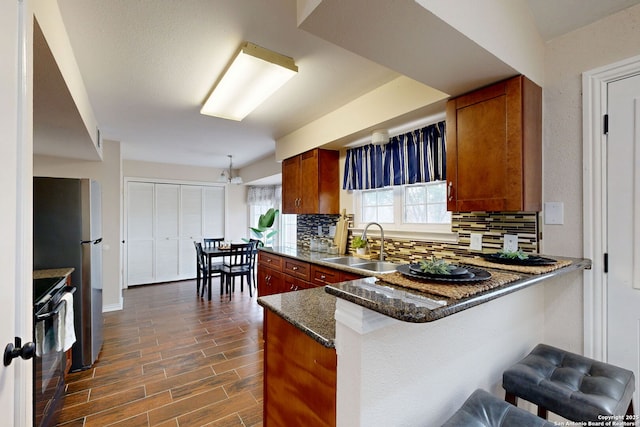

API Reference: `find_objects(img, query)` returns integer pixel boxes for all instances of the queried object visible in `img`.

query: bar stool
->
[503,344,635,422]
[442,389,556,426]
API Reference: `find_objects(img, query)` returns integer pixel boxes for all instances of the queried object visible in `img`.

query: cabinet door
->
[299,150,320,214]
[282,156,300,214]
[446,75,541,212]
[127,182,155,285]
[258,267,284,296]
[300,149,339,214]
[264,310,336,426]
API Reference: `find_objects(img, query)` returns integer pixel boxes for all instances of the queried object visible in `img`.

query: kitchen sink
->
[321,256,399,274]
[321,256,366,266]
[348,261,399,273]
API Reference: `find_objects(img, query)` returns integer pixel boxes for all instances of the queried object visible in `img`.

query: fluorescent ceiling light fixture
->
[201,42,298,121]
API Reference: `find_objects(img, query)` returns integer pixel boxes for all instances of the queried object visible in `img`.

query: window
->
[279,214,297,248]
[354,181,451,236]
[403,182,450,224]
[362,188,394,223]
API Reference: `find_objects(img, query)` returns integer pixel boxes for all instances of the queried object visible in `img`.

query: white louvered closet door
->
[155,184,180,282]
[179,185,203,279]
[127,181,225,286]
[126,182,155,285]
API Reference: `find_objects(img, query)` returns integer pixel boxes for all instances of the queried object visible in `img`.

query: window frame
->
[352,181,457,241]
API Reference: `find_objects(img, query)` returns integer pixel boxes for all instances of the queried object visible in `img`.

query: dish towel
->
[35,318,45,357]
[56,292,76,352]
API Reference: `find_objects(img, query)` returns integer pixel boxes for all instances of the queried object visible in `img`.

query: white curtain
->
[247,185,281,206]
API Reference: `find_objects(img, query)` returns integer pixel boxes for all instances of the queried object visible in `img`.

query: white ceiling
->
[35,0,640,170]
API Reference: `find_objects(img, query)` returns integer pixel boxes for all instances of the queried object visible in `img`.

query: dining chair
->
[221,242,254,299]
[248,239,261,290]
[195,241,223,299]
[203,237,224,248]
[194,242,209,297]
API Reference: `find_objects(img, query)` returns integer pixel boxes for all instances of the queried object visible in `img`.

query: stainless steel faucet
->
[362,222,385,261]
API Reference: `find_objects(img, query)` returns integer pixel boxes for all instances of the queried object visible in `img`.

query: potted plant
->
[250,208,279,247]
[351,235,368,255]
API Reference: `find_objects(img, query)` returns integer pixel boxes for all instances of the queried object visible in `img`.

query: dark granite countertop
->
[257,246,591,344]
[258,287,336,348]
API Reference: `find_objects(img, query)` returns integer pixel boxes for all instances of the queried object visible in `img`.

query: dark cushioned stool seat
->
[503,344,635,422]
[442,389,556,426]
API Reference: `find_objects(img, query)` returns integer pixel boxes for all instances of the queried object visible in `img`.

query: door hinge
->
[604,114,609,135]
[603,253,608,273]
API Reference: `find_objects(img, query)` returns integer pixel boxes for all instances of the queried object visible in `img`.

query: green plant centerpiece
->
[249,208,279,247]
[351,235,367,249]
[496,248,529,260]
[419,256,456,275]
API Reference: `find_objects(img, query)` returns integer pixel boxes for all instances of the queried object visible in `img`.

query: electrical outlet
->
[503,234,519,252]
[470,233,483,250]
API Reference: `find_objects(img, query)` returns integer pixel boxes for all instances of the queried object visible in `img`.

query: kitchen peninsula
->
[257,246,591,426]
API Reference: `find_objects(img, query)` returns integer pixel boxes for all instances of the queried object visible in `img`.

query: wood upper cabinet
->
[446,75,542,212]
[282,148,339,214]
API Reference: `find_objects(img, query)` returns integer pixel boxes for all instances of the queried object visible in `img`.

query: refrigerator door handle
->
[81,238,102,245]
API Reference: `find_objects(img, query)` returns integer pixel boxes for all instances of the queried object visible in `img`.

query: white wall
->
[541,3,640,353]
[336,281,547,426]
[34,141,122,311]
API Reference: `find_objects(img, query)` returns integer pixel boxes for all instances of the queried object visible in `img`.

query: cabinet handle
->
[448,181,454,201]
[291,266,298,271]
[320,274,326,279]
[290,284,298,291]
[266,259,271,263]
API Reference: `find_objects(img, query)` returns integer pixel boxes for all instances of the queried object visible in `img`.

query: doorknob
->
[3,337,35,366]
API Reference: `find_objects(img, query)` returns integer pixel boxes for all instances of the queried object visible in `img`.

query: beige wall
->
[34,140,122,311]
[541,4,640,353]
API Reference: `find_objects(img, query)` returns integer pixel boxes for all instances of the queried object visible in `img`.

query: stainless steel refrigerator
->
[33,177,104,371]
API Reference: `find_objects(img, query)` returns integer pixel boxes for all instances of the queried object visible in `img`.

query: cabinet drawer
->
[283,258,310,281]
[258,252,283,271]
[311,265,340,286]
[340,271,364,282]
[282,275,312,292]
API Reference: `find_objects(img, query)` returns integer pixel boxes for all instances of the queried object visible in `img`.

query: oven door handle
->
[35,287,76,322]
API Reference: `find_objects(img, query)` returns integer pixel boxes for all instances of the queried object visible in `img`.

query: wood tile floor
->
[57,279,264,427]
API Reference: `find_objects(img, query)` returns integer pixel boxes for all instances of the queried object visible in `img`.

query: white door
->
[179,185,204,278]
[155,184,180,281]
[203,186,225,237]
[607,73,640,413]
[126,182,155,285]
[1,0,32,424]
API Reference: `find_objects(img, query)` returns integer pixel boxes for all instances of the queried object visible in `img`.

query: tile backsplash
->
[297,212,539,263]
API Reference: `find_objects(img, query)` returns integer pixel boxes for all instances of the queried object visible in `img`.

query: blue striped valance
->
[343,121,446,190]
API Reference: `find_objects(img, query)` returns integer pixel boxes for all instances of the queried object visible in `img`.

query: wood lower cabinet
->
[264,309,336,427]
[258,252,364,296]
[282,149,339,214]
[446,75,542,212]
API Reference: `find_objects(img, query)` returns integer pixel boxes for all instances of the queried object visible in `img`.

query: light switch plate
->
[470,233,483,250]
[503,234,519,252]
[544,202,564,225]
